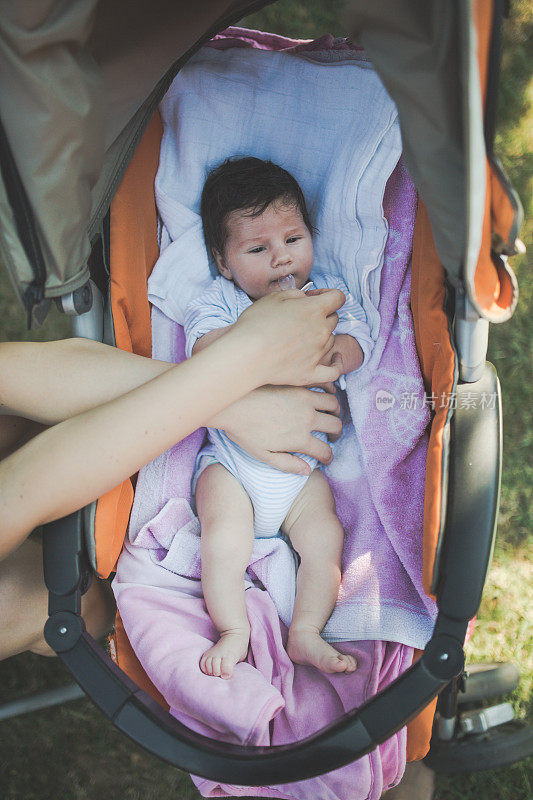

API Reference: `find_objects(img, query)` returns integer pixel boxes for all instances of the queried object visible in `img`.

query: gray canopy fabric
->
[0,0,519,323]
[346,0,485,298]
[0,0,254,312]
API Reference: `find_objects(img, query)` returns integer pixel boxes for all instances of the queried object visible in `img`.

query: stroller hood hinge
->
[0,114,47,327]
[24,282,45,328]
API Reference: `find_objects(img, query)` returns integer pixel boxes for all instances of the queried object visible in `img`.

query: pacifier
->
[277,274,296,290]
[276,274,315,293]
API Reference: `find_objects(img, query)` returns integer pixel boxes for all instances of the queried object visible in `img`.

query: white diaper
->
[192,430,324,539]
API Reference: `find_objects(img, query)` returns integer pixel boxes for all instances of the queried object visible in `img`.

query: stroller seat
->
[91,43,452,770]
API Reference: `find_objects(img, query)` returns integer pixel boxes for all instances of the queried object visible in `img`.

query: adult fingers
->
[263,452,312,476]
[310,363,344,386]
[313,381,337,395]
[321,334,336,363]
[313,411,343,439]
[309,288,346,315]
[314,390,341,416]
[326,313,339,334]
[302,435,334,465]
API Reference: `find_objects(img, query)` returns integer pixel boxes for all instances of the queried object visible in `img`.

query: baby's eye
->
[248,246,265,254]
[286,236,302,244]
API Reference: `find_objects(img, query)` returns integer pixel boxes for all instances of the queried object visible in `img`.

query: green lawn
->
[0,1,531,798]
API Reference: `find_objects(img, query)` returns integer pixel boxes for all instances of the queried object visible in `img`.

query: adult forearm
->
[0,288,347,555]
[0,331,264,557]
[206,391,252,430]
[0,339,172,423]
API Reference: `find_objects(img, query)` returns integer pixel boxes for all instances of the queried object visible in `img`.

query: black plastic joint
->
[421,635,465,682]
[432,614,469,642]
[44,611,85,654]
[48,592,81,616]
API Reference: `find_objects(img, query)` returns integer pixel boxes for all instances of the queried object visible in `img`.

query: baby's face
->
[214,201,314,300]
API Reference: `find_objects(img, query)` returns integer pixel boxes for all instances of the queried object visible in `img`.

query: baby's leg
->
[196,463,254,679]
[282,469,357,674]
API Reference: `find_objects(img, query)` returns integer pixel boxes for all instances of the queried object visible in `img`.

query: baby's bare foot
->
[200,626,250,679]
[287,626,357,674]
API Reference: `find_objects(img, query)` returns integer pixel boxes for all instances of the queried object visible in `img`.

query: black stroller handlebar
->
[42,363,501,783]
[44,609,464,784]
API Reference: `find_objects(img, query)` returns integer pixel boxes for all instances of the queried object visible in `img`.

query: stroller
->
[0,0,530,792]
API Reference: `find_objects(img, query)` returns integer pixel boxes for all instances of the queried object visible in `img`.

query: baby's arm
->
[191,325,233,355]
[315,334,364,398]
[328,334,364,375]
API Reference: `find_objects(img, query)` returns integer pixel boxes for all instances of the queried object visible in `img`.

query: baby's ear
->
[214,250,232,281]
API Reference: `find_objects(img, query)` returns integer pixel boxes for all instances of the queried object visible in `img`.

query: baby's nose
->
[273,245,291,267]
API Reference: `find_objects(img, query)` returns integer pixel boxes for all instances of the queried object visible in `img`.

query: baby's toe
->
[221,656,235,679]
[330,656,350,672]
[211,656,222,677]
[328,653,357,673]
[344,655,358,673]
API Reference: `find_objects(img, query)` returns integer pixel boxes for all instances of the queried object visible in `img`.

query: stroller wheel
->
[424,720,533,774]
[459,661,521,706]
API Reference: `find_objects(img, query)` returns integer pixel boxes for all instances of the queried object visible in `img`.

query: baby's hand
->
[329,334,364,376]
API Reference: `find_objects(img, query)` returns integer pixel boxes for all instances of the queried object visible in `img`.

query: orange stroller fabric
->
[93,113,161,580]
[470,0,519,322]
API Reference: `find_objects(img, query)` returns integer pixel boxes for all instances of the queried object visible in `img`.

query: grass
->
[0,656,198,800]
[0,0,531,798]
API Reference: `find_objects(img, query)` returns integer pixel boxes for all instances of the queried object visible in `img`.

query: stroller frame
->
[38,102,504,785]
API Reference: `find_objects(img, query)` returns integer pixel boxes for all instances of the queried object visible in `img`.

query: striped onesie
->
[184,273,373,539]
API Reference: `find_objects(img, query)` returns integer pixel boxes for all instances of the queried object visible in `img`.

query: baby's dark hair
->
[200,156,315,260]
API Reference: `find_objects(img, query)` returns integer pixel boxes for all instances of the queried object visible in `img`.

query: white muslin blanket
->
[147,45,402,333]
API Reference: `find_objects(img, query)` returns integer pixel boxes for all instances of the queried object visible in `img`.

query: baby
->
[184,157,374,679]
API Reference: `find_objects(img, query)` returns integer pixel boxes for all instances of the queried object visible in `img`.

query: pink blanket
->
[115,540,412,798]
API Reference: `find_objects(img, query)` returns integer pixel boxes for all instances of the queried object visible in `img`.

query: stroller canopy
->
[0,0,521,324]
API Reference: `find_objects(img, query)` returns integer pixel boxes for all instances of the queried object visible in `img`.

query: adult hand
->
[309,352,343,397]
[231,288,345,388]
[210,385,342,475]
[297,286,342,395]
